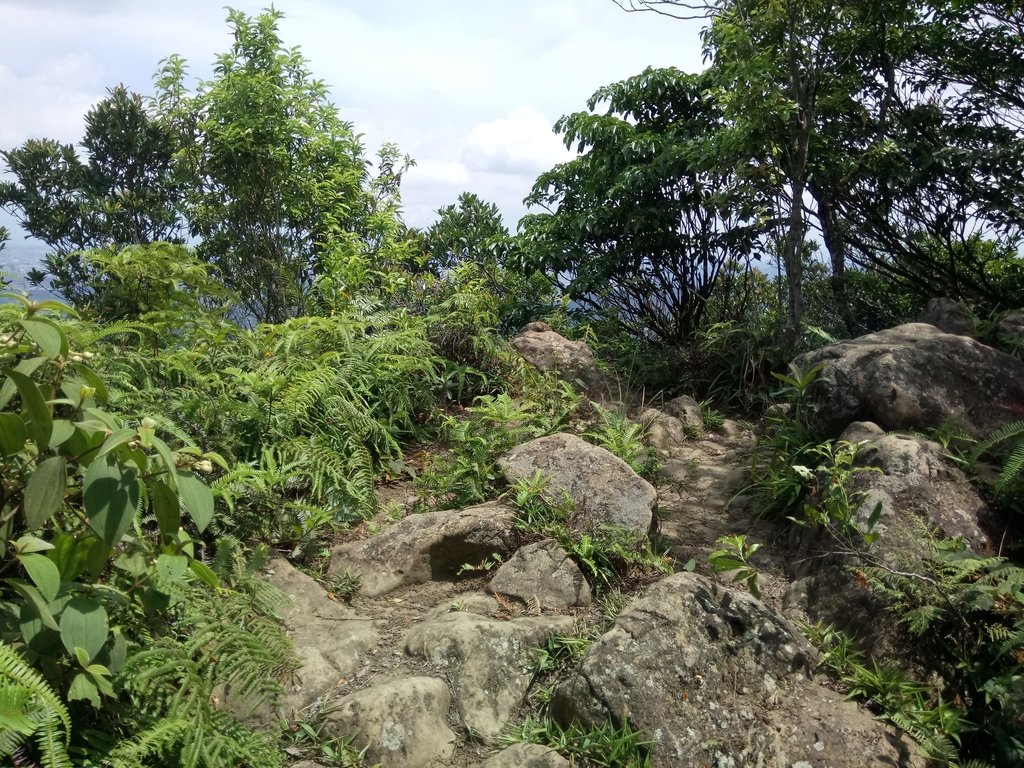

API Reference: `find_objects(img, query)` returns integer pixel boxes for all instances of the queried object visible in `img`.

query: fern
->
[970,419,1024,489]
[0,641,72,768]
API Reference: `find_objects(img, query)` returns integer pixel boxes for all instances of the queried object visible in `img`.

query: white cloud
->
[463,107,572,176]
[0,55,102,147]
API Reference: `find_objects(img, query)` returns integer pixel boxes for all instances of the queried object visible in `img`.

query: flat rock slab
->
[498,433,656,535]
[323,676,456,768]
[479,742,571,767]
[552,572,922,768]
[224,558,377,724]
[487,538,591,609]
[797,322,1024,438]
[405,606,575,739]
[328,503,519,596]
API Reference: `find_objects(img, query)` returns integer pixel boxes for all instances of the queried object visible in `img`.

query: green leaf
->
[48,419,76,449]
[17,553,61,602]
[18,317,67,360]
[150,479,181,539]
[84,454,139,548]
[176,469,214,533]
[14,535,54,554]
[150,436,178,490]
[70,362,108,403]
[189,559,219,590]
[23,456,67,530]
[0,412,27,455]
[49,533,95,581]
[156,554,189,583]
[59,597,108,662]
[67,671,101,707]
[8,579,59,631]
[0,356,45,409]
[94,427,137,459]
[5,369,53,450]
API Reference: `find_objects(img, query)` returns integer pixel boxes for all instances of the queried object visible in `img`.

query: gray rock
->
[510,322,610,396]
[663,394,704,429]
[479,742,571,767]
[323,676,456,768]
[638,408,689,454]
[995,309,1024,353]
[221,558,378,724]
[498,433,656,535]
[839,420,887,443]
[917,297,976,336]
[785,432,993,660]
[405,609,574,739]
[552,573,922,768]
[486,539,591,609]
[328,503,519,596]
[797,322,1024,438]
[851,433,991,551]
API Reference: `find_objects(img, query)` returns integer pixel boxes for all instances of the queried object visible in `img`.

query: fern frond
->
[0,641,72,766]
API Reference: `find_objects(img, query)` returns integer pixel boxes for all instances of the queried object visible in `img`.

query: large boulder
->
[498,433,657,534]
[552,573,922,768]
[322,676,456,768]
[328,503,519,596]
[510,322,610,396]
[784,426,993,660]
[995,309,1024,353]
[796,323,1024,438]
[405,602,575,739]
[486,539,592,609]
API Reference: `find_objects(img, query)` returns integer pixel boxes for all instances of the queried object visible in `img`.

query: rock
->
[715,418,746,441]
[322,677,456,768]
[638,408,689,454]
[479,742,571,767]
[785,430,993,660]
[487,539,592,609]
[328,503,519,596]
[796,322,1024,438]
[995,309,1024,353]
[498,433,657,535]
[552,572,922,768]
[917,297,976,336]
[663,394,703,429]
[839,420,886,443]
[221,558,378,724]
[851,432,991,551]
[510,322,610,396]
[405,608,575,739]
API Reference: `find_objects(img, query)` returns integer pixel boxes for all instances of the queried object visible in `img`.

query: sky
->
[0,0,707,250]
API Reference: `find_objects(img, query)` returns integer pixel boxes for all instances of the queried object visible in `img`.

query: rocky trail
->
[250,312,1023,768]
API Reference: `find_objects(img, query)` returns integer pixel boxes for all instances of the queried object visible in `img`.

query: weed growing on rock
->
[509,472,671,592]
[584,404,660,479]
[708,534,762,599]
[502,716,652,767]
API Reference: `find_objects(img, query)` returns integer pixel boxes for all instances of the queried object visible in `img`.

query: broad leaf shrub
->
[0,297,296,767]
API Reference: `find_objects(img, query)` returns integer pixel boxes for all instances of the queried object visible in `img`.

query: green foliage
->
[708,534,761,599]
[520,66,765,345]
[502,716,652,767]
[154,8,407,323]
[0,300,296,766]
[0,86,184,307]
[583,405,659,480]
[971,420,1024,495]
[281,720,372,767]
[802,621,969,764]
[855,538,1024,765]
[510,471,671,592]
[416,387,579,510]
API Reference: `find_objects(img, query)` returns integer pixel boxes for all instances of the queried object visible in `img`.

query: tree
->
[423,192,512,274]
[521,67,765,345]
[0,86,185,306]
[156,8,380,324]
